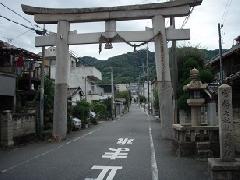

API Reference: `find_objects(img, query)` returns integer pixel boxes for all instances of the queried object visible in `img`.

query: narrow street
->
[0,105,208,180]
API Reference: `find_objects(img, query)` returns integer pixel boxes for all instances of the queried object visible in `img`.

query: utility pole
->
[142,62,145,97]
[39,24,46,134]
[85,76,87,101]
[218,23,223,84]
[111,67,115,118]
[146,43,150,114]
[170,0,178,123]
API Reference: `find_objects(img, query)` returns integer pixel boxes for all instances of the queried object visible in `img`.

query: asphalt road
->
[0,104,208,180]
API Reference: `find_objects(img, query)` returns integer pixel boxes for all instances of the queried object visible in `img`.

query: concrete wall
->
[0,111,36,147]
[12,113,36,137]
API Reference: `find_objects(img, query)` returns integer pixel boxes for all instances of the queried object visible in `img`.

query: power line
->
[0,14,35,31]
[221,0,233,25]
[0,2,51,35]
[0,2,42,29]
[0,14,46,35]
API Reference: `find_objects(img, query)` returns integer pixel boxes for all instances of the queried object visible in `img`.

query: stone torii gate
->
[22,0,202,140]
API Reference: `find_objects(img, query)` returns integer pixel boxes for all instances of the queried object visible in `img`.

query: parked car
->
[72,117,81,130]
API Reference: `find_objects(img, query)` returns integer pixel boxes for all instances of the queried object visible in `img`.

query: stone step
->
[196,141,210,150]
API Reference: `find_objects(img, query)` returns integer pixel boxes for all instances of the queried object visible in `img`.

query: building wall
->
[233,108,240,153]
[116,84,129,92]
[0,74,16,96]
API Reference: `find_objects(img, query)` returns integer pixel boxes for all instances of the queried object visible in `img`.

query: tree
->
[115,91,131,110]
[139,95,146,103]
[91,102,107,121]
[176,46,214,111]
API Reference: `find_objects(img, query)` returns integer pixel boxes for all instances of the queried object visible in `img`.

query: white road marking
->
[102,148,129,160]
[85,165,122,180]
[149,126,159,180]
[66,141,72,145]
[117,138,134,145]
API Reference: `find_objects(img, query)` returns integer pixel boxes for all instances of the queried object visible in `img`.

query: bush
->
[72,100,91,125]
[177,92,190,112]
[91,102,107,121]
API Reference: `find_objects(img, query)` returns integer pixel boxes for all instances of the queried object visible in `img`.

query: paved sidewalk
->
[149,114,209,180]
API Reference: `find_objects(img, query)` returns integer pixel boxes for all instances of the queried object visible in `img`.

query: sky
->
[0,0,239,60]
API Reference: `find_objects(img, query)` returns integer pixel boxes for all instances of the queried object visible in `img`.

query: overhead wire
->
[0,2,49,35]
[0,2,42,29]
[220,0,233,47]
[221,0,233,26]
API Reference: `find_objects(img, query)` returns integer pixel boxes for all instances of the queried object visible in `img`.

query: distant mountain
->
[77,48,224,84]
[201,49,225,63]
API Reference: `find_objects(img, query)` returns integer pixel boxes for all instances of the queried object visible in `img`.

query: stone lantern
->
[183,68,207,126]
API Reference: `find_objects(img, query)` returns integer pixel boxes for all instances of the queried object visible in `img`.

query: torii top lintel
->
[21,0,202,24]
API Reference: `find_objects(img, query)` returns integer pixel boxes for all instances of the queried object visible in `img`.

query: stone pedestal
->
[0,110,14,147]
[208,158,240,180]
[208,102,217,126]
[187,98,205,126]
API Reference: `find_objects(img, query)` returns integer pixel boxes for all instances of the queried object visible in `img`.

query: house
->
[129,83,140,101]
[207,41,240,111]
[98,84,116,99]
[207,37,240,154]
[0,40,40,146]
[42,46,104,104]
[116,83,129,92]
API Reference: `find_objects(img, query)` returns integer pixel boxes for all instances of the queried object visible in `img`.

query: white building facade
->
[43,46,104,103]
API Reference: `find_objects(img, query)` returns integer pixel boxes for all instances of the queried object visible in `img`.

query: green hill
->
[77,48,222,84]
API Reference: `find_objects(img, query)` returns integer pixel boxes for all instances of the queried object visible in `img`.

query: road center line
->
[149,126,159,180]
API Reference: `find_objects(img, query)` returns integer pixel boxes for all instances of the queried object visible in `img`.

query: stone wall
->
[12,113,36,138]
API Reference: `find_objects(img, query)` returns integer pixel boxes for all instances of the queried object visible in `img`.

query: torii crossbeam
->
[22,0,203,140]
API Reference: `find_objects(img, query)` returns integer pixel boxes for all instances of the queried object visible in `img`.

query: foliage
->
[72,100,91,124]
[44,77,54,111]
[43,77,55,127]
[199,68,214,83]
[103,98,113,118]
[115,90,131,110]
[91,102,107,121]
[139,95,146,103]
[177,92,189,112]
[176,46,214,111]
[78,49,156,84]
[77,48,219,84]
[153,88,159,111]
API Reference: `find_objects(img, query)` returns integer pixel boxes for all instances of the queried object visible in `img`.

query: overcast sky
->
[0,0,239,60]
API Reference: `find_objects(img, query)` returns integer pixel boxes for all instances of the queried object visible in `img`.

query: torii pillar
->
[152,15,173,139]
[53,21,70,140]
